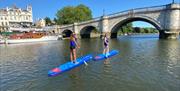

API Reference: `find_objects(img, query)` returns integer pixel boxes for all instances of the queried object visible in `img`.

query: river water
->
[0,34,180,91]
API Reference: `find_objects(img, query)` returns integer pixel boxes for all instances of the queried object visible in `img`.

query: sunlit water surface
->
[0,34,180,91]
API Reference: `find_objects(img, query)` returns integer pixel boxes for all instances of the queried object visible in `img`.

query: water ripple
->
[1,35,180,91]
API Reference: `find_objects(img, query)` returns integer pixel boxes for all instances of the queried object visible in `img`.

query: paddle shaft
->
[79,47,88,66]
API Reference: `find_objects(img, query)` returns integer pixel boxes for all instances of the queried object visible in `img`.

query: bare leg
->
[103,46,106,54]
[104,46,109,57]
[105,46,107,55]
[105,47,108,54]
[73,49,77,62]
[70,49,73,62]
[103,48,105,54]
[107,46,109,53]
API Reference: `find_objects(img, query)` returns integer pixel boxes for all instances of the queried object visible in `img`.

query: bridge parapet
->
[76,17,101,25]
[60,24,73,28]
[166,3,180,9]
[108,5,167,18]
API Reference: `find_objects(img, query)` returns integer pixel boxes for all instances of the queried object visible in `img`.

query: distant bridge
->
[51,3,180,39]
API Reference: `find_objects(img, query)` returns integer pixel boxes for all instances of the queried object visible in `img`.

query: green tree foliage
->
[56,4,92,25]
[118,23,133,35]
[53,18,57,24]
[134,27,141,33]
[56,6,75,24]
[124,23,133,33]
[133,27,158,33]
[117,23,158,35]
[74,4,92,22]
[141,28,145,33]
[44,17,52,26]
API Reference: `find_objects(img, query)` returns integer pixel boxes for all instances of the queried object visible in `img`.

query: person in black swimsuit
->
[103,33,109,57]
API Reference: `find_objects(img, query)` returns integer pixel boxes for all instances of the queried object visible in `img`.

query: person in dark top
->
[103,33,109,57]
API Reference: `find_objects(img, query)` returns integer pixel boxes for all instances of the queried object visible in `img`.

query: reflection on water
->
[157,40,180,78]
[0,34,180,91]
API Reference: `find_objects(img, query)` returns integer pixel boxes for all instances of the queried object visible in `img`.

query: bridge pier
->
[110,33,117,38]
[159,31,179,39]
[161,4,180,39]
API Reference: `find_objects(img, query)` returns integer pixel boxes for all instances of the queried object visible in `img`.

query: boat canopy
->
[0,31,22,35]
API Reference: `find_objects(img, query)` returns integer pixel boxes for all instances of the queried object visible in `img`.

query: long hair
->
[70,33,74,41]
[104,34,107,37]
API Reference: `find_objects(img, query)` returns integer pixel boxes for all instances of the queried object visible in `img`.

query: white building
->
[0,5,33,32]
[35,18,46,28]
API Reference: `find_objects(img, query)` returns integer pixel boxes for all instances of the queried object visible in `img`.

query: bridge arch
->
[110,16,163,38]
[62,29,73,38]
[80,26,100,38]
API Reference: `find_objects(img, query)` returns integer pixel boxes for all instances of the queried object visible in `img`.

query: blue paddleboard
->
[48,54,93,77]
[94,50,119,61]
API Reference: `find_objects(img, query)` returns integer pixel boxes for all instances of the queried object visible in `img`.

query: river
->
[0,34,180,91]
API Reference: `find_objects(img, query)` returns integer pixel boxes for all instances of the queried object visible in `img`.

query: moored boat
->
[0,39,5,44]
[0,35,5,44]
[1,31,59,44]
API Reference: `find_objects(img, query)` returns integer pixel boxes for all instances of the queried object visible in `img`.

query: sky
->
[0,0,179,27]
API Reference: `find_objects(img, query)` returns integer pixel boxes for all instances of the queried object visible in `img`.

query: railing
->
[77,17,101,25]
[59,24,73,28]
[108,4,167,18]
[58,17,102,27]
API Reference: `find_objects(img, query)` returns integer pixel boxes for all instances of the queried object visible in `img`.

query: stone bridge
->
[52,3,180,39]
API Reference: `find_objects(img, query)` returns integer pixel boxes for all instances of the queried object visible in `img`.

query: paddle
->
[80,48,88,66]
[74,35,88,66]
[78,45,88,66]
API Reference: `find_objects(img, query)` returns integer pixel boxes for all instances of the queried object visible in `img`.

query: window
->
[26,16,28,20]
[12,16,14,20]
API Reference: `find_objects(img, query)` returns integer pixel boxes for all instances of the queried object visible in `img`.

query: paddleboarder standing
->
[103,33,109,57]
[70,33,80,63]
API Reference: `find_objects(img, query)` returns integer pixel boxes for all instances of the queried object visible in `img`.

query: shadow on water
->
[129,36,158,39]
[128,34,159,39]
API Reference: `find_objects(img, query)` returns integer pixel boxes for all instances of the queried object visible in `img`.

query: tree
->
[140,28,145,33]
[56,4,92,25]
[53,18,57,24]
[44,17,52,26]
[134,27,140,33]
[126,23,133,33]
[74,4,92,22]
[121,23,133,34]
